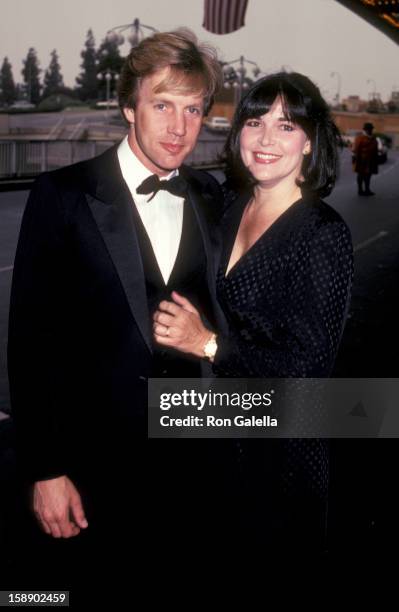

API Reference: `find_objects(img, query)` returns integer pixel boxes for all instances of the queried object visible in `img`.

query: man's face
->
[123,68,205,176]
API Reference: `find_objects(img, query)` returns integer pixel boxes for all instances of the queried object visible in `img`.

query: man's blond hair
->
[118,28,223,117]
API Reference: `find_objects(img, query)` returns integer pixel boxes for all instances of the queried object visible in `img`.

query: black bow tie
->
[136,174,188,201]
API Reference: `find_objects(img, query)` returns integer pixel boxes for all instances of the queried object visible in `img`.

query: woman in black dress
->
[153,72,353,551]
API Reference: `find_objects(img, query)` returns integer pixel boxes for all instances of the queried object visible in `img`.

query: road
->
[5,109,229,142]
[7,109,122,130]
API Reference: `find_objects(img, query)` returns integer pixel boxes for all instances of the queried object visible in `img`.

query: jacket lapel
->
[84,146,152,353]
[181,167,227,336]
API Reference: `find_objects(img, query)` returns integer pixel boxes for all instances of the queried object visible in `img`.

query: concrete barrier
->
[0,115,10,135]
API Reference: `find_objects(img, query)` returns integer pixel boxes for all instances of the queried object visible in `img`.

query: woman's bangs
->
[240,80,308,126]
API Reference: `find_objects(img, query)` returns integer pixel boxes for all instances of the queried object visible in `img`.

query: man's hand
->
[33,475,88,538]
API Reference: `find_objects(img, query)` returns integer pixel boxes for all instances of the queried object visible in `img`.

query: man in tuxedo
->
[8,29,226,583]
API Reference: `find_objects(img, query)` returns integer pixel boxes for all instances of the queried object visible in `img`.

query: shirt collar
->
[117,135,178,197]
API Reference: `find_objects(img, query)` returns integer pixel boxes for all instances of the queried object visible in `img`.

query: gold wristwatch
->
[203,333,218,361]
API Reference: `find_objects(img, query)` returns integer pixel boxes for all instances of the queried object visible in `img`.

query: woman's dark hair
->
[224,71,341,197]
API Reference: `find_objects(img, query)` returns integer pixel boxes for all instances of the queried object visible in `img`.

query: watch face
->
[204,335,217,359]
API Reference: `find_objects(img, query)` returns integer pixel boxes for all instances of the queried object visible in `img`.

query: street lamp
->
[366,79,381,112]
[106,18,158,48]
[222,56,263,105]
[367,78,377,98]
[330,71,341,106]
[97,69,119,121]
[105,71,112,113]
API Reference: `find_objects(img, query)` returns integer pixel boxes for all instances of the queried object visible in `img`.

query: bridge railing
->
[0,139,225,179]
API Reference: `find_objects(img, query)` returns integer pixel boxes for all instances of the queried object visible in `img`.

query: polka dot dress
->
[215,194,353,379]
[213,192,354,544]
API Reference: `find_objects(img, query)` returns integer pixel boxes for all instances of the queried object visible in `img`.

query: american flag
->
[203,0,249,34]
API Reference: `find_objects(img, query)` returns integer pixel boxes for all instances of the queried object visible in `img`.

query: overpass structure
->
[336,0,399,45]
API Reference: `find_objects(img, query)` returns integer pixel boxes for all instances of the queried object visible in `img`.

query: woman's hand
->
[153,291,213,358]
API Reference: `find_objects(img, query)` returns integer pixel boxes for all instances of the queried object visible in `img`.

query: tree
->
[96,37,124,100]
[42,49,64,98]
[76,29,98,101]
[0,57,17,106]
[21,48,41,104]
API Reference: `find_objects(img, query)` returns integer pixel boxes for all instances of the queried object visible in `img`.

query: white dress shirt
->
[117,136,184,284]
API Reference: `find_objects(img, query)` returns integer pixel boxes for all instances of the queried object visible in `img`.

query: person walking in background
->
[352,122,378,196]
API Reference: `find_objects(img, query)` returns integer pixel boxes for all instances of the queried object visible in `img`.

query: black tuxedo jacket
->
[8,144,226,489]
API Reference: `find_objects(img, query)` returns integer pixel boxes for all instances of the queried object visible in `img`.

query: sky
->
[1,0,398,103]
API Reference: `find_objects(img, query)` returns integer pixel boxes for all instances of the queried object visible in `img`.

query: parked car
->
[340,129,360,148]
[204,116,231,132]
[376,136,388,164]
[95,99,119,109]
[9,100,36,110]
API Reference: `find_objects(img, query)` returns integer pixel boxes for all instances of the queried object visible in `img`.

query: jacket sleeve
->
[213,220,354,377]
[8,173,75,483]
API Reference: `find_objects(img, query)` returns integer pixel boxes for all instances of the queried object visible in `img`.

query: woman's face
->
[239,96,311,189]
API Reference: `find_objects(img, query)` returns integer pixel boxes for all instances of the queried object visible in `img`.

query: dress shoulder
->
[292,196,352,245]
